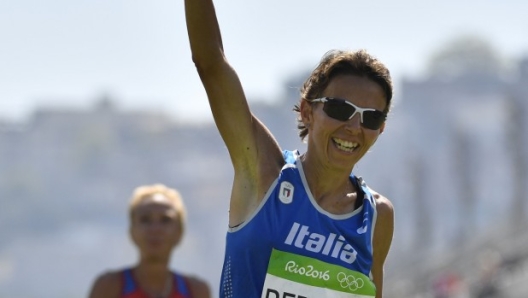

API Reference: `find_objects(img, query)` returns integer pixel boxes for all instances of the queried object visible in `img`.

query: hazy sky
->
[1,0,527,123]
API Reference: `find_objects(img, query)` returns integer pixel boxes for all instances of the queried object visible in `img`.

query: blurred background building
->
[1,35,527,298]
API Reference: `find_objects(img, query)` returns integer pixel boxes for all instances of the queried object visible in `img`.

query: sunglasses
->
[310,97,386,130]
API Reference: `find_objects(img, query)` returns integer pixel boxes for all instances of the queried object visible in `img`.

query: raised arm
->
[185,0,283,225]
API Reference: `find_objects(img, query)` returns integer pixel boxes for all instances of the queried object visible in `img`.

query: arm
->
[371,194,394,298]
[87,272,120,298]
[185,0,283,225]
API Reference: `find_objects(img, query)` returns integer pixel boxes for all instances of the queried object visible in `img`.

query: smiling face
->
[295,50,392,141]
[130,193,183,261]
[301,74,387,171]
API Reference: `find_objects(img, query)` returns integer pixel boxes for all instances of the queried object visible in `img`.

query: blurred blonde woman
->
[88,184,210,298]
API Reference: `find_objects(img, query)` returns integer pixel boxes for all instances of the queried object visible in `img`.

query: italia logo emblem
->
[279,181,294,204]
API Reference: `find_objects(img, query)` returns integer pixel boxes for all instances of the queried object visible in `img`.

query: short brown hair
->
[293,49,393,141]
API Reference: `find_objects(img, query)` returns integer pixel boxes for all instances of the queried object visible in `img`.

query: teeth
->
[333,138,358,152]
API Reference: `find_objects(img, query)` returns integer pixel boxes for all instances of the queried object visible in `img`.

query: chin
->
[142,252,169,262]
[141,247,171,259]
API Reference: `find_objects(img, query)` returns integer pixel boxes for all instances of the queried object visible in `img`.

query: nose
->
[146,221,164,232]
[345,112,362,132]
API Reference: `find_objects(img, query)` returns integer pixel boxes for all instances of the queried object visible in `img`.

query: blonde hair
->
[128,184,187,236]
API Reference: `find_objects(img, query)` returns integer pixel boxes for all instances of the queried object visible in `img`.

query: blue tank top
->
[220,150,378,298]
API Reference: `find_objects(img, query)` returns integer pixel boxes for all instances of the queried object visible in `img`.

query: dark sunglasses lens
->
[322,100,355,121]
[362,111,386,129]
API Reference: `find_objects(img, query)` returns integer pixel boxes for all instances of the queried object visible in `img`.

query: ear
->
[379,122,386,134]
[129,222,138,246]
[300,99,314,128]
[174,221,184,247]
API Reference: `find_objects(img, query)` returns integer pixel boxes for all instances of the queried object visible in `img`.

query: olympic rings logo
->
[336,272,364,291]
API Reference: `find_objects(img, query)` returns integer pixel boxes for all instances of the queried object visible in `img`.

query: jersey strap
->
[122,268,137,295]
[174,272,191,297]
[120,268,192,298]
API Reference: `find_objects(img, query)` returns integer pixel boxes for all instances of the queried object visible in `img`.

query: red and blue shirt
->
[121,268,192,298]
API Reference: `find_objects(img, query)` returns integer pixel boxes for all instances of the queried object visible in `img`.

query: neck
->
[301,152,355,193]
[300,153,358,213]
[134,261,172,296]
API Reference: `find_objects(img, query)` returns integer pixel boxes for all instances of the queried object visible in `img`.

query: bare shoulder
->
[369,187,395,241]
[185,274,212,298]
[88,270,121,298]
[368,187,394,253]
[369,188,394,218]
